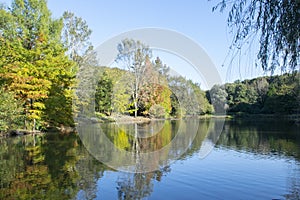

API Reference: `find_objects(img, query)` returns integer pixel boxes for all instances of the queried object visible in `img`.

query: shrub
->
[149,104,166,118]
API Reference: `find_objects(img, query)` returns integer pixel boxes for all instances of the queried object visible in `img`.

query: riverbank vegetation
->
[0,0,299,135]
[0,0,93,133]
[208,73,300,116]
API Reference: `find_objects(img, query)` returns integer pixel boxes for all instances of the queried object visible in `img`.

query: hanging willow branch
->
[212,0,300,73]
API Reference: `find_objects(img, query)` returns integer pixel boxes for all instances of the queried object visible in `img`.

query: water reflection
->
[76,118,220,172]
[116,166,171,200]
[217,120,300,159]
[0,119,299,199]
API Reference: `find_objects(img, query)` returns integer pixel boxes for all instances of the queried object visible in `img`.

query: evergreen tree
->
[95,72,113,115]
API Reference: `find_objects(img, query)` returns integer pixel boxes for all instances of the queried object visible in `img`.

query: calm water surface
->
[0,119,299,200]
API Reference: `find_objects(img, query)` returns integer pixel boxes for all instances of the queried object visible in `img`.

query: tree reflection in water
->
[116,166,170,200]
[0,119,299,199]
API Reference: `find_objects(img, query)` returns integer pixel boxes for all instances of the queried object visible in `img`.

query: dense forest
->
[208,73,300,115]
[0,0,299,134]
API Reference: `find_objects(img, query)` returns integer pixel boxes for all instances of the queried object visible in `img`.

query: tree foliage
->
[0,0,83,131]
[139,57,172,117]
[95,71,113,115]
[219,73,300,114]
[213,0,300,72]
[207,84,227,114]
[62,11,95,66]
[116,39,152,117]
[62,11,96,121]
[0,88,23,133]
[169,76,213,116]
[95,45,212,119]
[98,67,132,114]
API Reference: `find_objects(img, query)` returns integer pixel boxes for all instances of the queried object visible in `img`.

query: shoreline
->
[1,113,299,137]
[95,113,300,123]
[227,113,300,121]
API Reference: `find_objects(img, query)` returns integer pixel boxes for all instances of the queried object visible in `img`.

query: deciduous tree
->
[116,39,152,117]
[0,0,76,130]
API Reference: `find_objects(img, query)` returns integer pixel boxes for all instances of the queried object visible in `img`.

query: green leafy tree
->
[61,11,97,122]
[0,0,54,129]
[0,49,52,130]
[0,0,77,129]
[188,80,214,114]
[0,88,23,133]
[169,76,211,116]
[253,77,269,106]
[223,73,299,114]
[101,67,132,114]
[95,72,113,115]
[153,57,170,78]
[208,84,228,114]
[62,11,96,66]
[262,74,299,114]
[149,104,166,118]
[233,83,248,104]
[168,76,188,117]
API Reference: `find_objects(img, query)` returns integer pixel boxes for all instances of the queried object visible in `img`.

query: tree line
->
[0,0,299,134]
[93,38,213,119]
[95,40,299,119]
[95,68,299,118]
[208,73,300,115]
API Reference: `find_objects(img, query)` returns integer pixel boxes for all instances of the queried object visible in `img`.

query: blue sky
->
[1,0,265,88]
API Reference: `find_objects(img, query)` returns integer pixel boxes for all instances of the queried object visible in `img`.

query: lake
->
[0,119,299,200]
